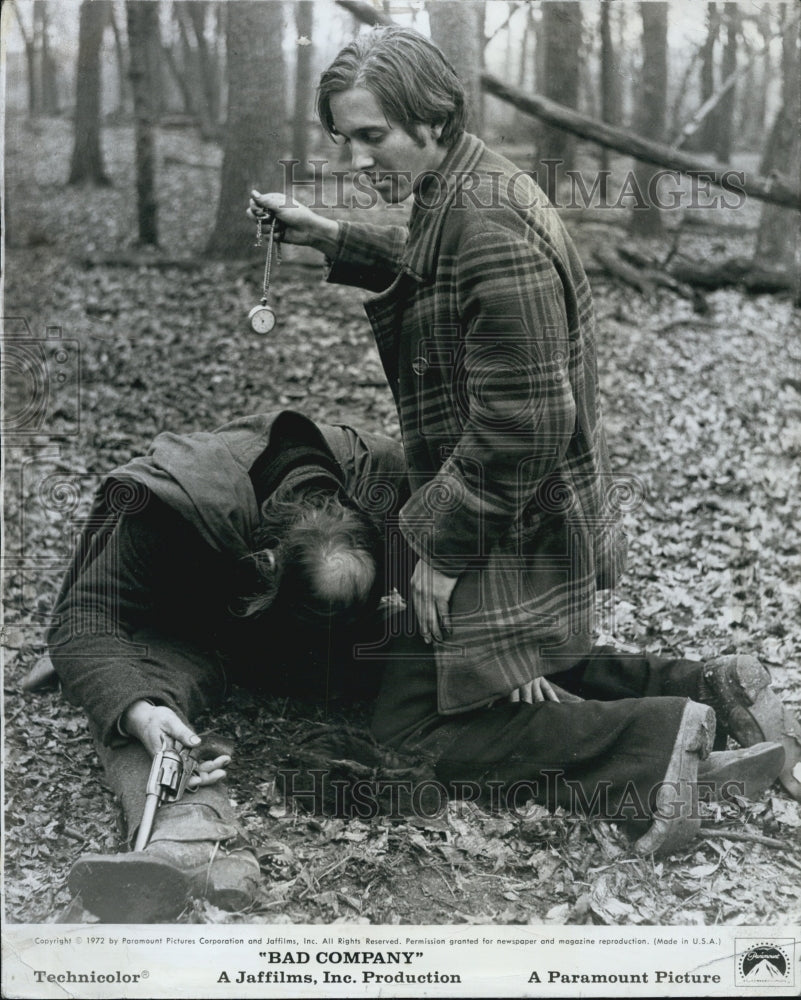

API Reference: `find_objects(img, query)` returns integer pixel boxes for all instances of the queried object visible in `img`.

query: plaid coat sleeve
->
[325,221,408,293]
[399,225,577,574]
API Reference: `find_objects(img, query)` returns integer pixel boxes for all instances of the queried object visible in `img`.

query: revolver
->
[134,738,200,852]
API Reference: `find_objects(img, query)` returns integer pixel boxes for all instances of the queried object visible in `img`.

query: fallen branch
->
[669,257,798,294]
[80,254,201,270]
[700,829,792,850]
[163,154,219,171]
[592,247,705,308]
[593,248,655,297]
[480,74,801,213]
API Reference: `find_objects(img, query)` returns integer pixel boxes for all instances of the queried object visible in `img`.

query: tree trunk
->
[427,0,484,135]
[11,3,39,116]
[175,2,200,112]
[25,43,39,116]
[126,0,160,245]
[629,2,668,236]
[539,1,583,197]
[206,2,287,258]
[109,5,131,116]
[600,2,620,129]
[162,42,196,117]
[68,0,111,185]
[292,0,314,174]
[512,5,534,138]
[736,27,765,147]
[691,2,720,151]
[755,12,800,275]
[36,1,59,114]
[754,8,772,148]
[185,1,221,136]
[614,2,630,122]
[599,0,619,186]
[714,3,739,161]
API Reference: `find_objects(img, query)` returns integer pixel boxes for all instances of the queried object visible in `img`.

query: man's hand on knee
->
[508,677,561,704]
[410,558,458,644]
[121,701,230,787]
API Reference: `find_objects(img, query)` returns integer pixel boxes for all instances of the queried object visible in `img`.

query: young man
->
[250,26,799,811]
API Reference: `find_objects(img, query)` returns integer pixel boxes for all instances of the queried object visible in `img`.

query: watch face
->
[249,305,276,334]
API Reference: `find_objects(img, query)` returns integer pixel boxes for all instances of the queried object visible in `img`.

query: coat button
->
[412,356,429,375]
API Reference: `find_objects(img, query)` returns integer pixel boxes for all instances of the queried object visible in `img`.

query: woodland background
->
[2,0,801,926]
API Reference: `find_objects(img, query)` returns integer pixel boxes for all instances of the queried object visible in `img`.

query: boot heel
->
[635,702,715,857]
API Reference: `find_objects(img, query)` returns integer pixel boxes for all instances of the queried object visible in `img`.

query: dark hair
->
[238,488,382,623]
[317,26,466,148]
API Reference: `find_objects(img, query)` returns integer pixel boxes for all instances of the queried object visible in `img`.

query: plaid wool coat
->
[327,132,627,714]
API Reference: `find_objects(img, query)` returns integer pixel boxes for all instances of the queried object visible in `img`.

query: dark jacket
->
[48,411,407,743]
[328,132,628,713]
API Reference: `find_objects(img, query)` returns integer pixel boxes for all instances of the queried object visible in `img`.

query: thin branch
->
[700,828,793,850]
[10,0,33,47]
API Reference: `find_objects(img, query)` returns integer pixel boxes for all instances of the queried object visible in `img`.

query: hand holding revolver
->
[122,700,230,789]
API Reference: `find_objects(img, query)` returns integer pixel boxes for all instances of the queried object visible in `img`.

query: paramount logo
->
[735,940,793,988]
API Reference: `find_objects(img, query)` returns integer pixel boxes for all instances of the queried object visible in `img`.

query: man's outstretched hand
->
[121,701,230,788]
[248,191,340,256]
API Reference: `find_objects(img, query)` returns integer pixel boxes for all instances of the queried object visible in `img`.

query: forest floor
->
[3,115,801,927]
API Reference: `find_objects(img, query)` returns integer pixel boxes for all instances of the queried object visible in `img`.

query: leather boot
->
[697,742,785,801]
[635,701,715,856]
[700,655,801,801]
[69,801,261,922]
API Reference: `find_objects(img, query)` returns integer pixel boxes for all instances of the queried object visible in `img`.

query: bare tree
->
[292,0,314,174]
[629,1,668,236]
[755,11,800,274]
[689,2,720,151]
[183,2,222,134]
[126,0,161,244]
[714,3,739,161]
[206,1,287,257]
[599,0,620,191]
[35,1,59,114]
[512,4,535,138]
[538,1,582,197]
[11,2,39,115]
[428,0,484,135]
[109,4,131,117]
[600,1,620,129]
[68,0,111,185]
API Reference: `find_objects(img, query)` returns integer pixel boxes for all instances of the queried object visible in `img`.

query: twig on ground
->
[700,829,791,849]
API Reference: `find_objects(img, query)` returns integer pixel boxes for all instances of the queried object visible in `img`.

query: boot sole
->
[698,741,785,800]
[708,656,801,800]
[635,702,715,857]
[69,853,190,923]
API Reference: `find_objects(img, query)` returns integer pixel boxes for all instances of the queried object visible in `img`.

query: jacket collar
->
[402,131,485,283]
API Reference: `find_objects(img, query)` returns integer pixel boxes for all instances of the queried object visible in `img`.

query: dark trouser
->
[371,634,707,823]
[97,623,709,833]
